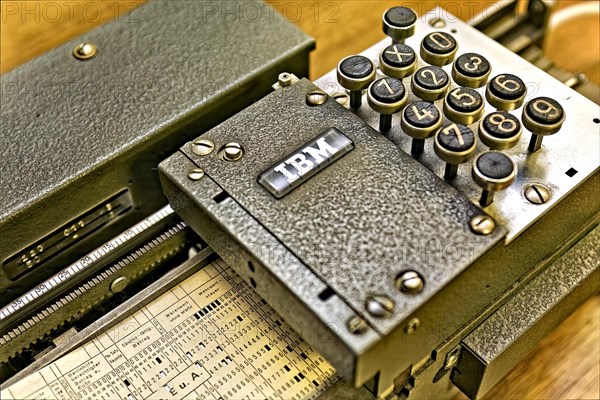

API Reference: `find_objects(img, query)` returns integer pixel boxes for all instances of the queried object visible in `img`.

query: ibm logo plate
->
[258,128,354,198]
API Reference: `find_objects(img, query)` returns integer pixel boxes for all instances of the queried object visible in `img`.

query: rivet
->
[221,142,244,161]
[73,43,97,60]
[397,271,424,294]
[524,184,551,204]
[469,215,496,235]
[306,90,328,106]
[405,317,421,334]
[365,295,395,318]
[187,168,205,181]
[110,276,128,293]
[347,316,368,335]
[192,139,215,156]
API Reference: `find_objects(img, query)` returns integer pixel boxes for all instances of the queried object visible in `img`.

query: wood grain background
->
[1,1,598,399]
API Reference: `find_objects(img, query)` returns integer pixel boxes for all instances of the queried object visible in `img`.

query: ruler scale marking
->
[0,206,175,322]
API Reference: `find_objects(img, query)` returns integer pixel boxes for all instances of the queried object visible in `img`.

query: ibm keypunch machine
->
[1,1,598,399]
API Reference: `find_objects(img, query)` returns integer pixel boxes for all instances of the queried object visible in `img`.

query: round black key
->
[384,6,417,27]
[488,74,526,100]
[476,151,514,180]
[479,111,522,150]
[455,53,490,78]
[402,101,442,154]
[370,78,406,103]
[444,87,485,124]
[421,32,458,66]
[404,101,440,128]
[412,66,450,101]
[524,97,564,124]
[414,66,449,90]
[367,77,408,131]
[435,123,477,179]
[522,97,565,151]
[381,44,416,68]
[383,6,417,43]
[482,112,521,139]
[339,55,374,79]
[446,87,483,113]
[337,55,376,109]
[472,151,516,206]
[422,32,457,55]
[437,123,475,152]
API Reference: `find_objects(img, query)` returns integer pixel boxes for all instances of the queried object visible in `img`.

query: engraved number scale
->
[0,205,177,322]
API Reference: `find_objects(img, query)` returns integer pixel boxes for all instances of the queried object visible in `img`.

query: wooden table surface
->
[1,1,598,399]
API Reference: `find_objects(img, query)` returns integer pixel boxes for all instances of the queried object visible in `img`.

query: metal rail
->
[0,205,176,323]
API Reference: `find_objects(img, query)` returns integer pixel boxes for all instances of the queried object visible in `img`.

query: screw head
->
[469,215,496,235]
[347,316,368,334]
[397,271,424,294]
[110,276,128,293]
[365,295,395,318]
[192,139,215,156]
[446,354,459,368]
[333,92,349,107]
[405,317,421,334]
[187,168,205,181]
[220,142,244,161]
[428,17,446,28]
[524,184,551,204]
[306,90,328,106]
[73,43,97,60]
[444,348,461,369]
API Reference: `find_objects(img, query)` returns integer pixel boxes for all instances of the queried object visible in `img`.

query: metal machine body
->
[0,0,314,306]
[159,7,598,397]
[1,1,598,400]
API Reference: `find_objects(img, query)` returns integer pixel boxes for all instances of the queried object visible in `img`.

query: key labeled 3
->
[452,53,491,88]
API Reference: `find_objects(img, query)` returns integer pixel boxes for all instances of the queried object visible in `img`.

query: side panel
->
[0,0,314,303]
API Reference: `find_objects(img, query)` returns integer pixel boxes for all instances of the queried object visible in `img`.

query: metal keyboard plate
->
[315,7,600,242]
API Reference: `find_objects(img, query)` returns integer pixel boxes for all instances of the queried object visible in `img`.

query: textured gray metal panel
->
[159,78,507,393]
[178,78,505,335]
[453,225,600,399]
[0,0,314,302]
[159,150,382,384]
